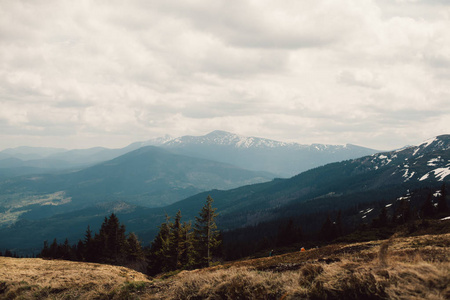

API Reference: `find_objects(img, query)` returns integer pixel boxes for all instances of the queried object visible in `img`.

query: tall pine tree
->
[193,195,221,267]
[168,210,184,270]
[126,232,144,262]
[147,215,172,274]
[180,221,195,268]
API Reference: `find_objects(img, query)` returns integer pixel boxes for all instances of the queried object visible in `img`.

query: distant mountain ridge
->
[166,130,296,148]
[0,131,380,177]
[0,145,144,177]
[150,130,380,177]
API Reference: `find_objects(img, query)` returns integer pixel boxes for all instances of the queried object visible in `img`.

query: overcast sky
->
[1,0,449,151]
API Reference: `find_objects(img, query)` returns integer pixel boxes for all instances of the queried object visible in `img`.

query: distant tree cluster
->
[0,249,20,258]
[370,183,449,229]
[39,213,145,267]
[147,195,221,275]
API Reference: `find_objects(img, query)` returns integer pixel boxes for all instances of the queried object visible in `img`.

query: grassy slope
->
[1,231,449,299]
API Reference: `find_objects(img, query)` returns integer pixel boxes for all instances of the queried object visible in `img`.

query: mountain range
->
[137,130,379,177]
[0,130,379,178]
[1,134,448,255]
[0,130,379,228]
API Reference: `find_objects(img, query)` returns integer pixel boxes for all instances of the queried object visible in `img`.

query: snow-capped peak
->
[419,135,450,150]
[165,130,296,149]
[143,130,379,153]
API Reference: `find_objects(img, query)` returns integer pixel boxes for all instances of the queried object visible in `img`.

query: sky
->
[1,0,450,151]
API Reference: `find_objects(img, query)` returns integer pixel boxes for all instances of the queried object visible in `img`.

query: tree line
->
[370,183,448,227]
[40,213,144,265]
[222,184,449,260]
[38,196,221,275]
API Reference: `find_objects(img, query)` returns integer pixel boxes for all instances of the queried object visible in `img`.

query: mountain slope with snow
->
[156,130,379,177]
[354,134,450,185]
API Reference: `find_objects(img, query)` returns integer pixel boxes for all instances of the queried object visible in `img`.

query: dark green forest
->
[22,183,449,277]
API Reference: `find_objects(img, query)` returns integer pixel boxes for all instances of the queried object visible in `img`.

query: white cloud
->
[0,0,449,150]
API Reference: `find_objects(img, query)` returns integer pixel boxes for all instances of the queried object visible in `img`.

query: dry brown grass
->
[1,233,449,299]
[0,257,150,299]
[150,260,449,299]
[151,233,450,299]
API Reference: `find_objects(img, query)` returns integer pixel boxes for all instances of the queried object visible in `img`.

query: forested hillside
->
[0,135,449,257]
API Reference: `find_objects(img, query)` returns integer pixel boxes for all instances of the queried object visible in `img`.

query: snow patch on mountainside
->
[423,137,438,148]
[402,169,415,181]
[419,173,430,181]
[427,157,442,167]
[433,167,450,181]
[419,167,450,181]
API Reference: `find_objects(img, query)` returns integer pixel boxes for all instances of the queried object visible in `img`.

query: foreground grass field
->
[1,233,449,299]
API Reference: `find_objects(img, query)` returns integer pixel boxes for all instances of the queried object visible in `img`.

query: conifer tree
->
[421,192,435,218]
[168,210,184,270]
[49,238,58,258]
[93,214,128,263]
[76,240,84,261]
[40,240,50,258]
[83,225,95,262]
[126,232,144,262]
[437,183,448,214]
[147,215,172,274]
[61,238,71,260]
[106,214,127,261]
[180,221,195,268]
[94,217,109,261]
[193,195,221,267]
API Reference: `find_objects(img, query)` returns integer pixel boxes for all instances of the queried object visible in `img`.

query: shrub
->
[299,264,323,287]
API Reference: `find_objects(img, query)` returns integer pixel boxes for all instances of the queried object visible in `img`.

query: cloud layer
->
[1,0,449,150]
